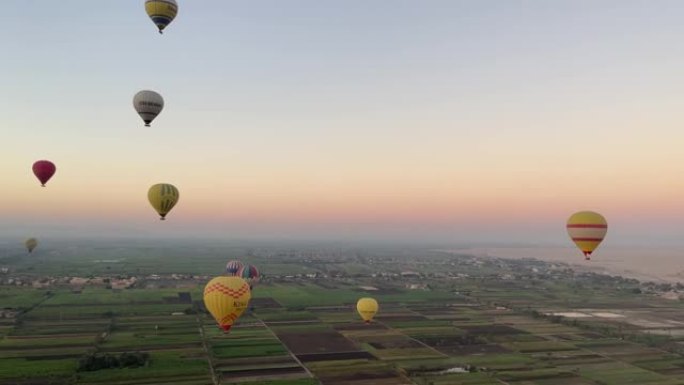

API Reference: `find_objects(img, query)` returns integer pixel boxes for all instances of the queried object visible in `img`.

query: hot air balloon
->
[32,160,56,187]
[25,238,38,253]
[203,276,251,332]
[133,90,164,127]
[145,0,178,34]
[238,264,260,288]
[566,211,607,261]
[148,183,179,220]
[225,260,243,276]
[356,297,379,324]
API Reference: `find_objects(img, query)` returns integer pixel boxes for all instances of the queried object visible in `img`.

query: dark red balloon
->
[32,160,56,187]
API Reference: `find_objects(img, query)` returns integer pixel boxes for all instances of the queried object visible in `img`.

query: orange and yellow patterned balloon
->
[566,211,607,261]
[203,276,251,332]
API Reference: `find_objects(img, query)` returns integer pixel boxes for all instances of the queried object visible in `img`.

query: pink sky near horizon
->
[3,1,684,243]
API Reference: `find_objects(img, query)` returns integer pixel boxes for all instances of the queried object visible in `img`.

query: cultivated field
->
[3,243,684,384]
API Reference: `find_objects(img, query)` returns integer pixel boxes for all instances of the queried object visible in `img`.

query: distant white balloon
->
[133,90,164,127]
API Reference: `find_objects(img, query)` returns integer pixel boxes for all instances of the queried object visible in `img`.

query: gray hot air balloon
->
[133,90,164,127]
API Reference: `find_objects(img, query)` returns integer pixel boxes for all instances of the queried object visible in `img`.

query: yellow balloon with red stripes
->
[203,276,251,332]
[566,211,607,261]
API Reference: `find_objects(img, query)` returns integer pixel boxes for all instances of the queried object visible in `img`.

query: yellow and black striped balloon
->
[145,0,178,34]
[148,183,179,220]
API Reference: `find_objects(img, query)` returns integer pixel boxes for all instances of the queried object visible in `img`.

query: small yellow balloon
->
[356,297,379,323]
[148,183,179,220]
[145,0,178,34]
[566,211,607,260]
[25,238,38,253]
[203,276,251,332]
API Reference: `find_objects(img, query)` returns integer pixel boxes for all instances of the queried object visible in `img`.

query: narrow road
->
[196,315,219,385]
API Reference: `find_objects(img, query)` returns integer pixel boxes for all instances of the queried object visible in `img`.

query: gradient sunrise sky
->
[2,1,684,243]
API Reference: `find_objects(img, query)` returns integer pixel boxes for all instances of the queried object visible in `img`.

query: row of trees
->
[77,352,150,372]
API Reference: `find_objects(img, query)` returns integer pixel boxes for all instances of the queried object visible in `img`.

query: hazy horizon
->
[3,1,684,245]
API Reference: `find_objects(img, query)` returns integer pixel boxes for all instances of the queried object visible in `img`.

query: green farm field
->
[3,244,684,384]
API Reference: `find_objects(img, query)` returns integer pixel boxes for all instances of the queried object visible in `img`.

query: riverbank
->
[449,246,684,283]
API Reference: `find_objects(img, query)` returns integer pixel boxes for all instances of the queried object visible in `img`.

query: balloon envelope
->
[356,297,379,323]
[566,211,607,260]
[25,238,38,253]
[148,183,179,220]
[238,264,260,286]
[133,90,164,126]
[203,276,251,332]
[225,260,243,276]
[145,0,178,33]
[32,160,56,187]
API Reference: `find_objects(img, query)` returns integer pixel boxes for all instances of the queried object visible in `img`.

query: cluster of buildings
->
[0,275,137,290]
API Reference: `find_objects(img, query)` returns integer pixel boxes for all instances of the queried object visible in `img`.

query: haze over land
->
[3,234,684,283]
[461,246,684,283]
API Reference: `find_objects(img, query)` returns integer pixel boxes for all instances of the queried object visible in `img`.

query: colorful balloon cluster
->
[202,259,261,332]
[26,1,611,332]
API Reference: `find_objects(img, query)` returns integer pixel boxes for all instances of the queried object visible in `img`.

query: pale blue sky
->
[2,1,684,245]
